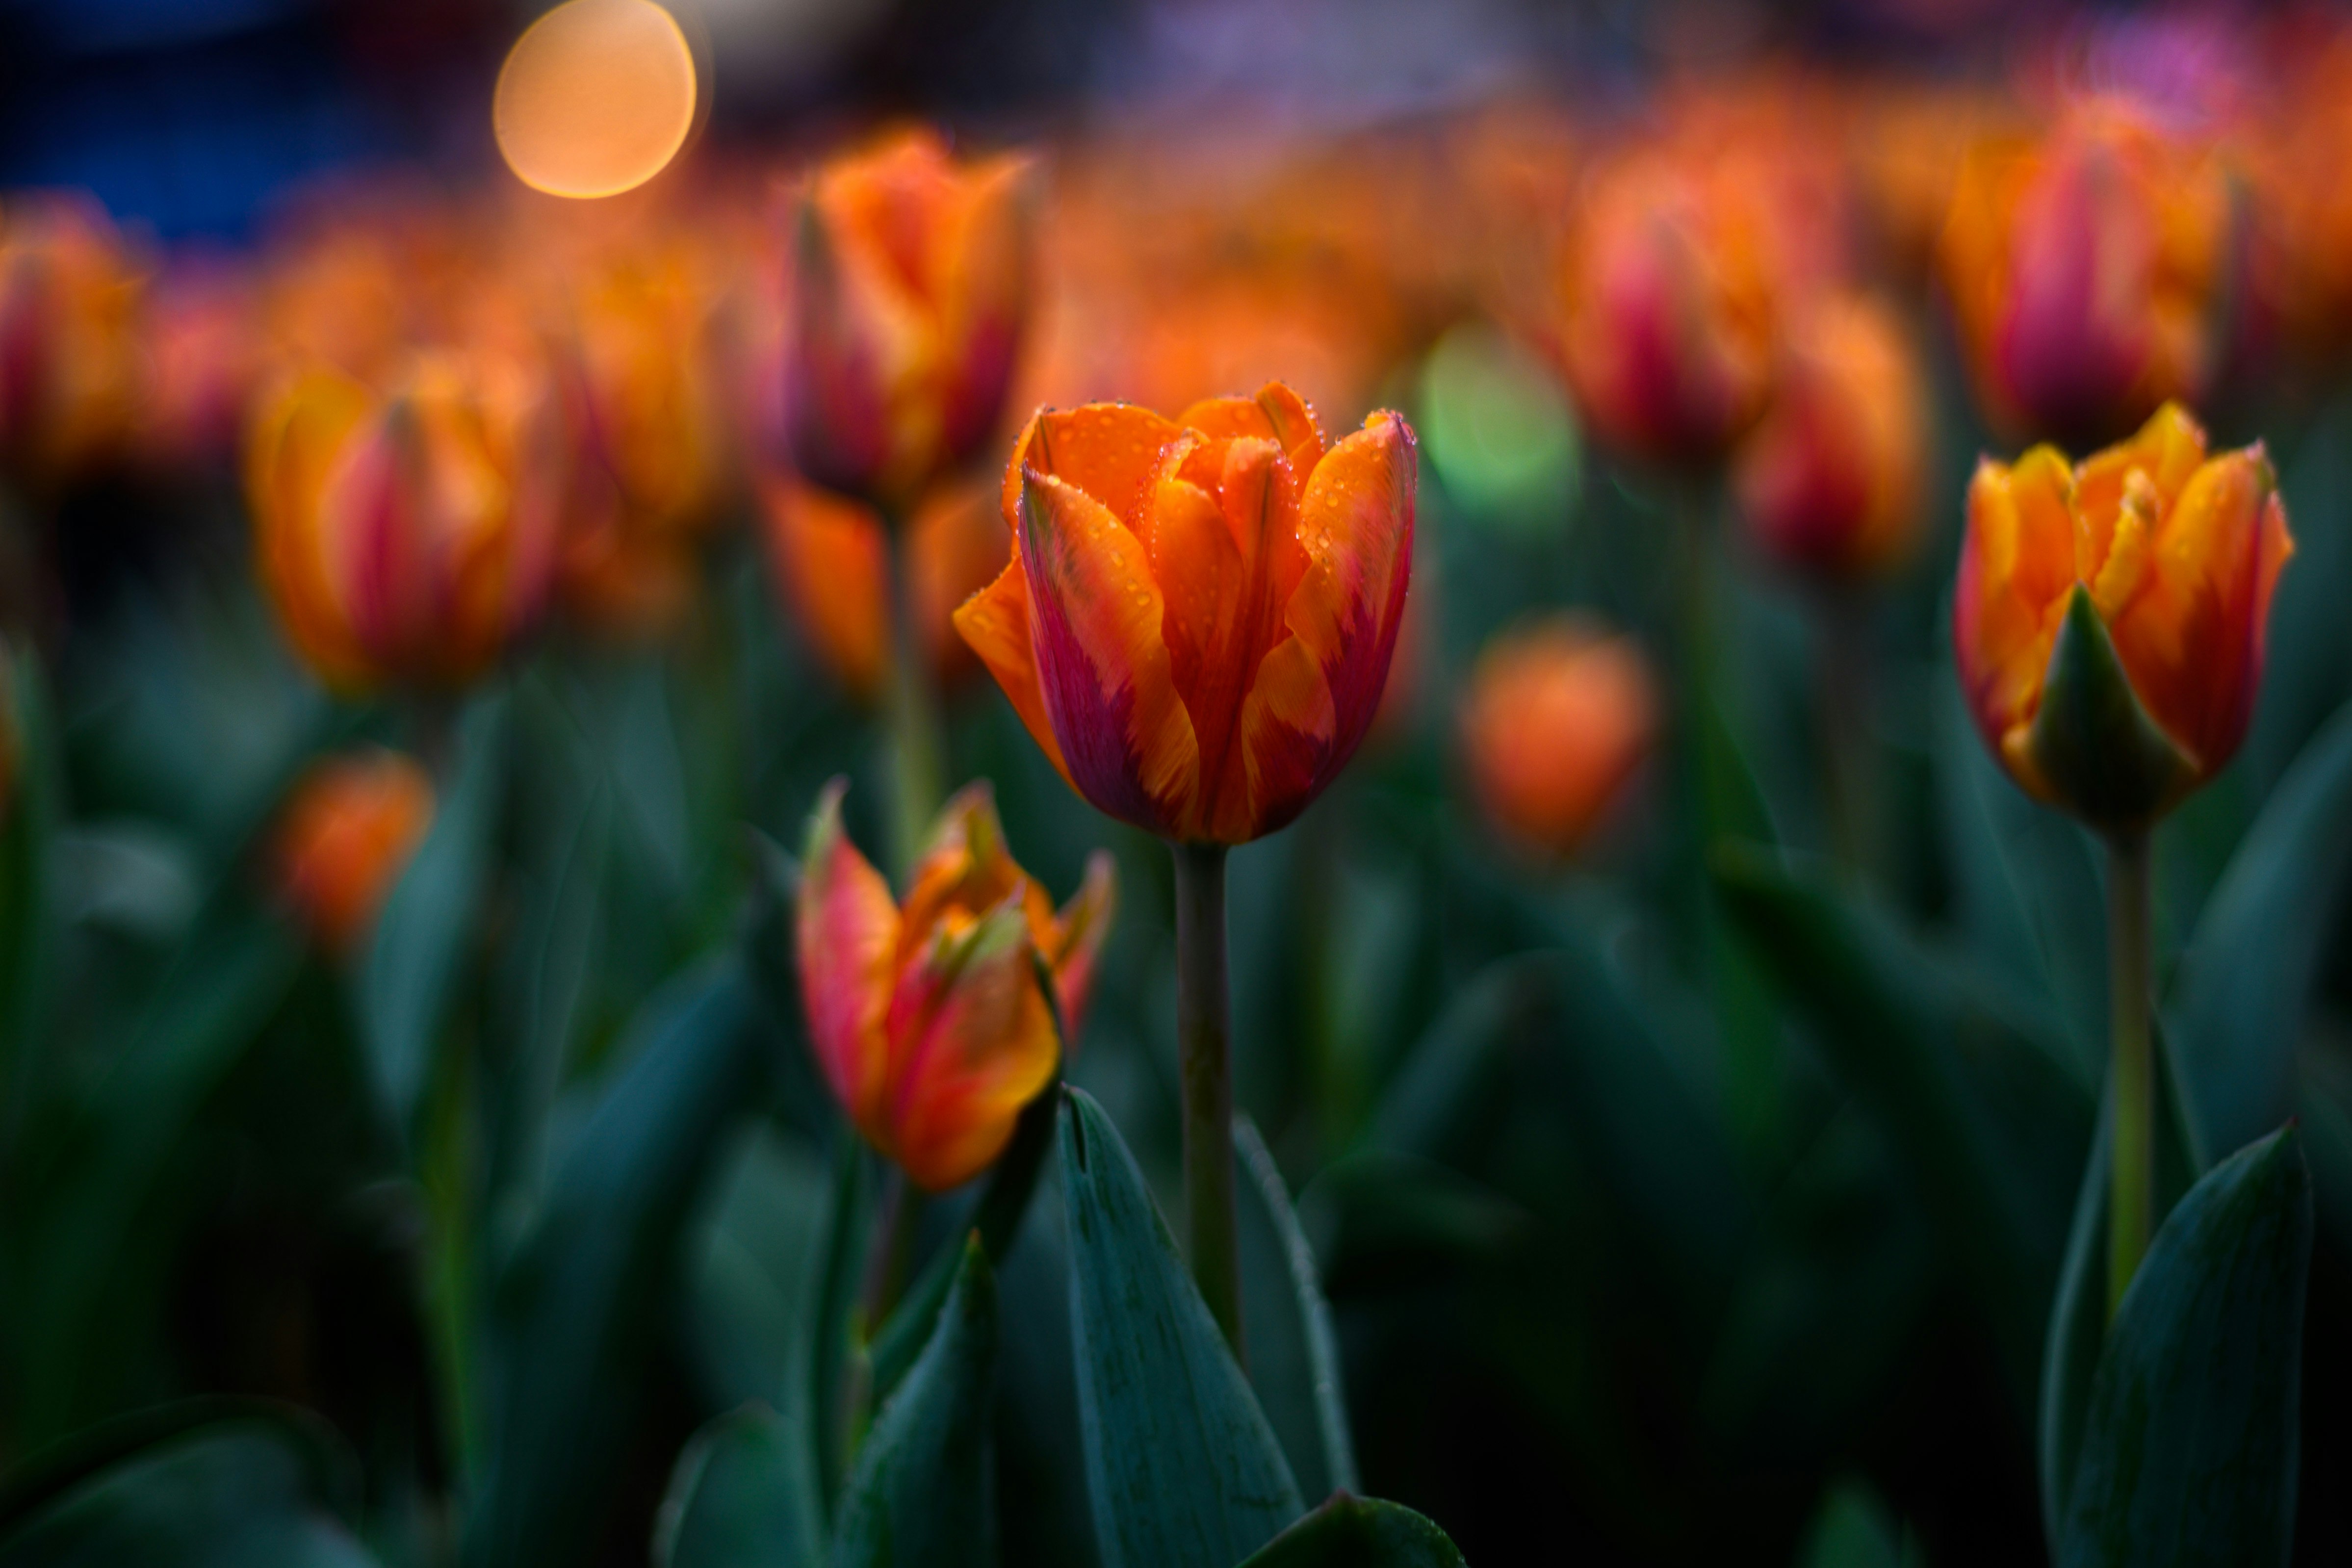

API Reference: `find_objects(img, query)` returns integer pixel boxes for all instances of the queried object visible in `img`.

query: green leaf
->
[1235,1114,1357,1501]
[830,1239,999,1568]
[2169,701,2352,1164]
[805,1133,870,1516]
[362,689,507,1143]
[653,1404,820,1568]
[2025,586,2197,830]
[2059,1126,2312,1568]
[0,643,59,1157]
[1795,1479,1917,1568]
[1059,1087,1302,1568]
[0,1414,377,1568]
[1233,1494,1465,1568]
[462,962,763,1568]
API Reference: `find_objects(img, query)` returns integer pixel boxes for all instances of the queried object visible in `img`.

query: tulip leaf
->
[2025,587,2197,830]
[462,962,763,1568]
[830,1238,999,1568]
[2058,1126,2312,1568]
[0,643,59,1152]
[1795,1479,1919,1568]
[1235,1114,1358,1502]
[0,1413,377,1568]
[362,688,507,1143]
[653,1405,820,1568]
[1059,1086,1303,1568]
[2169,700,2352,1165]
[1233,1493,1466,1568]
[805,1132,870,1517]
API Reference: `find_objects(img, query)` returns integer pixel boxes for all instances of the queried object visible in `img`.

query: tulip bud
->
[1940,101,2236,448]
[1954,403,2292,830]
[783,129,1037,513]
[1733,293,1929,583]
[1461,617,1657,859]
[759,474,1007,702]
[0,196,144,489]
[796,778,1114,1191]
[269,748,436,955]
[955,383,1417,845]
[246,351,565,690]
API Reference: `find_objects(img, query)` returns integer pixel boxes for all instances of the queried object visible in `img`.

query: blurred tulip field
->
[8,0,2352,1563]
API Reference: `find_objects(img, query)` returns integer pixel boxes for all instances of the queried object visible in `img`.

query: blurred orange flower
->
[1734,293,1928,583]
[0,196,144,488]
[269,748,437,955]
[1954,403,2291,828]
[134,261,260,472]
[246,351,565,690]
[1940,100,2237,447]
[759,473,1006,702]
[956,384,1416,845]
[1461,617,1657,859]
[784,128,1036,512]
[796,778,1113,1191]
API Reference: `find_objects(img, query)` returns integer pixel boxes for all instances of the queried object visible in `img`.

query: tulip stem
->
[2106,828,2154,1319]
[881,510,946,877]
[1172,839,1244,1361]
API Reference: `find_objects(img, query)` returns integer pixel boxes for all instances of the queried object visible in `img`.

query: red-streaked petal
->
[953,555,1073,790]
[881,899,1059,1191]
[795,779,901,1138]
[1010,402,1182,536]
[788,196,921,500]
[1019,468,1200,836]
[935,155,1037,466]
[1047,849,1117,1040]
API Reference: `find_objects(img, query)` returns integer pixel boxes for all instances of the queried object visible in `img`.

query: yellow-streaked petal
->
[794,779,900,1137]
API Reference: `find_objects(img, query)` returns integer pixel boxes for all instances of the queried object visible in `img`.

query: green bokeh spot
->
[1417,320,1579,535]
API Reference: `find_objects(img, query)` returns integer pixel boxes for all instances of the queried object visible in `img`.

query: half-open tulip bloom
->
[247,351,564,690]
[0,197,144,488]
[785,129,1035,513]
[954,383,1416,845]
[269,748,436,955]
[1462,617,1657,858]
[796,779,1113,1191]
[1734,293,1928,583]
[1955,403,2292,828]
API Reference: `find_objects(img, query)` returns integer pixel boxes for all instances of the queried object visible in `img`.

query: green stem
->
[2106,829,2154,1319]
[1172,840,1243,1360]
[881,511,946,877]
[1817,590,1872,879]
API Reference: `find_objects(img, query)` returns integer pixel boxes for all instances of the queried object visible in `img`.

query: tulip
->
[1734,294,1928,584]
[246,351,565,690]
[1940,101,2235,448]
[760,475,1007,702]
[1551,150,1777,468]
[135,262,259,472]
[0,197,144,489]
[955,382,1417,846]
[796,778,1113,1192]
[269,748,437,955]
[1953,400,2291,1315]
[1461,617,1657,859]
[784,129,1036,514]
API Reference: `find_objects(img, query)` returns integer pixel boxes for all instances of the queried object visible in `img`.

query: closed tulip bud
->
[796,778,1114,1191]
[759,474,1008,702]
[1461,617,1657,859]
[1941,101,2235,448]
[1955,403,2292,829]
[784,129,1036,513]
[269,748,436,955]
[247,352,565,690]
[955,383,1416,845]
[0,197,144,488]
[1734,294,1929,583]
[1553,151,1777,468]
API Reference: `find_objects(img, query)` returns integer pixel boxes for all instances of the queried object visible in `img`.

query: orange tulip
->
[955,383,1417,845]
[784,128,1036,513]
[1733,293,1929,583]
[0,196,144,488]
[1940,100,2236,447]
[269,748,437,955]
[1552,149,1777,468]
[759,474,1008,702]
[1461,617,1657,858]
[135,261,259,471]
[1954,403,2292,828]
[246,351,565,690]
[796,778,1114,1191]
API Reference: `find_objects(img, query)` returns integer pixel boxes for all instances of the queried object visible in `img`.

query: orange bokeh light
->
[493,0,697,200]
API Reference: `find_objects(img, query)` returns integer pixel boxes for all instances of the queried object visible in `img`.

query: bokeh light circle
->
[493,0,698,199]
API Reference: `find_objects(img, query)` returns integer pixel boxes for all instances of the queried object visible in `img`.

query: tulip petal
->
[1019,469,1200,836]
[1954,447,2075,757]
[1048,849,1117,1039]
[249,368,377,689]
[1176,381,1328,475]
[762,476,888,701]
[796,780,901,1136]
[791,195,930,502]
[953,557,1074,792]
[935,155,1037,465]
[1008,402,1181,538]
[900,779,1041,958]
[882,899,1058,1191]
